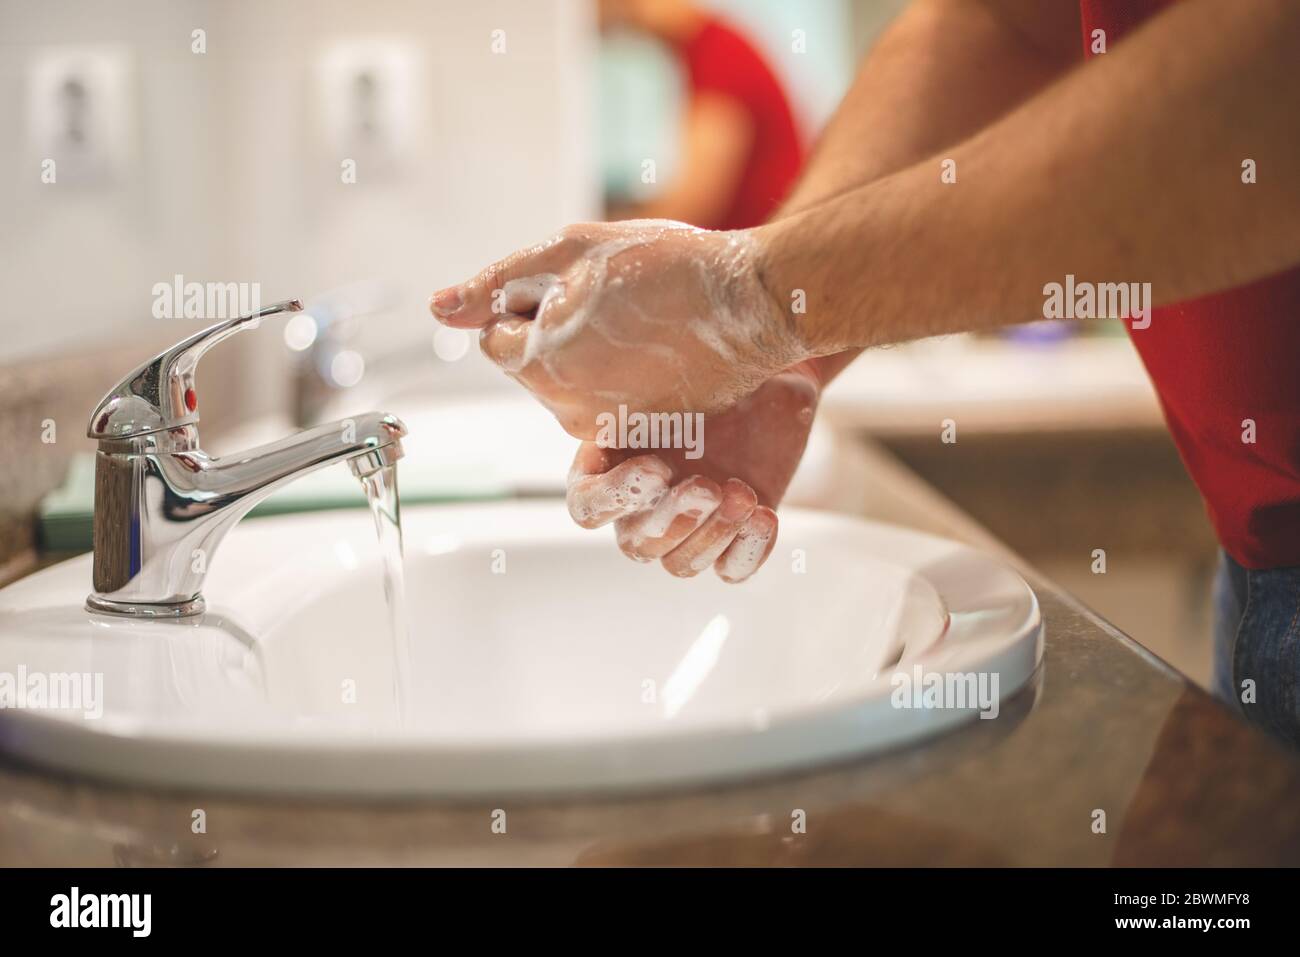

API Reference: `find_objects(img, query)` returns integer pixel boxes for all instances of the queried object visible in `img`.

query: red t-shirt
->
[1082,0,1300,568]
[677,17,804,230]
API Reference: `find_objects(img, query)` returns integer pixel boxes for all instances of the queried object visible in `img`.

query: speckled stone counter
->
[1,441,1297,867]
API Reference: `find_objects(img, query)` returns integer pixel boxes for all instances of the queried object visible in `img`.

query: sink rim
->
[0,502,1042,797]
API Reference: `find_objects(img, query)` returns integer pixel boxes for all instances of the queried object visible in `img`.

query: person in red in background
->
[599,0,804,229]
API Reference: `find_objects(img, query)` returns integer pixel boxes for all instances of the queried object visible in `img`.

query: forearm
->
[781,0,1078,385]
[784,0,1074,215]
[763,0,1300,356]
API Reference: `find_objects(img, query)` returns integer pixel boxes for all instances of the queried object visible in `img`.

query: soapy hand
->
[564,366,819,582]
[430,220,805,440]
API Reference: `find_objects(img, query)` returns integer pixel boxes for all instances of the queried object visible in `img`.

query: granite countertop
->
[2,440,1298,867]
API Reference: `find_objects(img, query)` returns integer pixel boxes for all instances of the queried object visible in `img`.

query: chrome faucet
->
[85,299,407,619]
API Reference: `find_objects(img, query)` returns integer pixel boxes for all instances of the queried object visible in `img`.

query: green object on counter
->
[38,453,509,555]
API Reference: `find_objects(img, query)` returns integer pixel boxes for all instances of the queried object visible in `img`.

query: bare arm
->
[761,0,1300,357]
[780,0,1081,386]
[783,0,1078,216]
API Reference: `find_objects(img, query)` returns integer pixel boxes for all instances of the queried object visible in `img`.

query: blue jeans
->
[1212,551,1300,748]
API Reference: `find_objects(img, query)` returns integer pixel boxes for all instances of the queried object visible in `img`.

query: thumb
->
[430,229,584,329]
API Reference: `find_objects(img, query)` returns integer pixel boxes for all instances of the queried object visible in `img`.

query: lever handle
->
[87,299,303,440]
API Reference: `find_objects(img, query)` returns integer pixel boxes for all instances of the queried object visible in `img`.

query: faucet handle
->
[87,299,304,440]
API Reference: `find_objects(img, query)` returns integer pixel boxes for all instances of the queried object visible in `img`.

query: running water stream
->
[358,462,413,724]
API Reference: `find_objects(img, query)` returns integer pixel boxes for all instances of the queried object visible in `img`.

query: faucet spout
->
[83,299,409,619]
[200,412,407,503]
[86,412,406,619]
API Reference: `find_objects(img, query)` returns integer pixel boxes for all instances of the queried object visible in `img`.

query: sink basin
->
[0,502,1041,796]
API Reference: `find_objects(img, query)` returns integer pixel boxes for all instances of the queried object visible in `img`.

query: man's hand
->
[563,365,819,582]
[430,219,805,440]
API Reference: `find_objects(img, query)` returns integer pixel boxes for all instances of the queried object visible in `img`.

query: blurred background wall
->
[0,0,598,407]
[1,0,893,408]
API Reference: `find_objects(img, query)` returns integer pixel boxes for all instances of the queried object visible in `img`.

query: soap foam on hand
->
[514,222,796,402]
[500,273,564,324]
[716,510,777,583]
[448,218,806,439]
[566,453,672,529]
[608,472,774,581]
[617,478,722,554]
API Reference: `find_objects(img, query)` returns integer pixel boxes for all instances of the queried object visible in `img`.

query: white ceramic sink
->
[0,502,1041,796]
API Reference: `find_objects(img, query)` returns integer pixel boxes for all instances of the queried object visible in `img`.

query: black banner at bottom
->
[0,866,1287,941]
